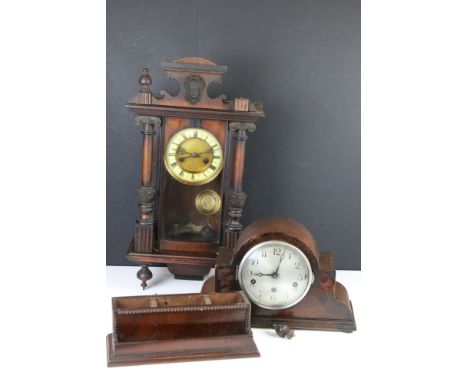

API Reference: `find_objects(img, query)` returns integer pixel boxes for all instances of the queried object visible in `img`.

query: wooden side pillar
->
[134,115,161,253]
[224,122,256,248]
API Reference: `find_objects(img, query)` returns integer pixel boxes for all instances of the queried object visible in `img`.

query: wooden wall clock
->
[202,217,357,333]
[125,57,265,288]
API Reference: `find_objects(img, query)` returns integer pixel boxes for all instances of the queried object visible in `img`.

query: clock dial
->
[164,128,223,185]
[238,241,314,310]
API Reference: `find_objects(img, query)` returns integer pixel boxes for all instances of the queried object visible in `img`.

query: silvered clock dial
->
[238,240,314,310]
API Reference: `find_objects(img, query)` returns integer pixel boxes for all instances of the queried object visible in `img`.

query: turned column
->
[224,122,256,248]
[133,115,161,289]
[134,115,161,253]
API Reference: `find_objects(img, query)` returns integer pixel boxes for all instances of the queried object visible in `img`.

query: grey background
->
[107,0,360,269]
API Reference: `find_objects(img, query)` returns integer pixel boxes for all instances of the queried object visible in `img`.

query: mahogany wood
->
[107,291,260,366]
[127,252,216,266]
[159,240,219,253]
[201,217,357,333]
[127,240,217,265]
[223,123,255,248]
[127,104,264,122]
[167,264,211,280]
[107,333,258,367]
[133,116,160,255]
[231,131,246,192]
[141,124,154,184]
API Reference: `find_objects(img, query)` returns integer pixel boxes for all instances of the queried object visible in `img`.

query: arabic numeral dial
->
[238,240,314,310]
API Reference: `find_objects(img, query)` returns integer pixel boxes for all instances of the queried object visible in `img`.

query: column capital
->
[135,115,161,127]
[228,121,256,133]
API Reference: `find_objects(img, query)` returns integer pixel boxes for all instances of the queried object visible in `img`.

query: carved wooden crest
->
[128,56,263,112]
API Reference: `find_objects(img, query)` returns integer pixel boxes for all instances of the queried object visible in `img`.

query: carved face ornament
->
[184,75,205,104]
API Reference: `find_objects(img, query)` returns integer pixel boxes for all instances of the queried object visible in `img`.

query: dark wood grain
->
[107,291,260,366]
[202,217,357,333]
[125,57,264,284]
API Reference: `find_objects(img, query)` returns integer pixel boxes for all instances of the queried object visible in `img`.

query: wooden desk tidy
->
[106,291,260,366]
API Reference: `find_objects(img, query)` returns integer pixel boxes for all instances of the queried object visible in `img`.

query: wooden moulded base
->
[250,280,356,333]
[127,240,216,283]
[251,301,356,333]
[107,332,259,367]
[202,276,357,333]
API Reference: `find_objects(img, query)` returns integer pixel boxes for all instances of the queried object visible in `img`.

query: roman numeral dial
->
[163,127,224,185]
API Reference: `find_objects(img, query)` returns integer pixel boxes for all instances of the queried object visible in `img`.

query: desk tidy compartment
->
[106,291,259,366]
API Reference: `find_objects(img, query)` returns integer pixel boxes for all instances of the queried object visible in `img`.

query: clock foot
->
[273,324,295,339]
[137,265,153,289]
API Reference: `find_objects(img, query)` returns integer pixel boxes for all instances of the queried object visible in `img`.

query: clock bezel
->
[163,127,224,186]
[238,240,314,310]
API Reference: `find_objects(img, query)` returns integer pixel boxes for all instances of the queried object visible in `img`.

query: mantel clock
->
[125,57,264,287]
[202,217,357,333]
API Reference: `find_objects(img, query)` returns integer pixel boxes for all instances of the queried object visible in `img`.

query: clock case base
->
[201,248,356,333]
[249,287,356,333]
[127,240,214,283]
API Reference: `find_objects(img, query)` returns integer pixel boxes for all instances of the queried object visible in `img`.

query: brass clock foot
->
[273,324,295,339]
[137,265,153,290]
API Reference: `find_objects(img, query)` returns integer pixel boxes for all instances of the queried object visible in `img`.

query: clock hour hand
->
[252,272,275,277]
[177,150,207,162]
[188,147,216,157]
[186,145,217,157]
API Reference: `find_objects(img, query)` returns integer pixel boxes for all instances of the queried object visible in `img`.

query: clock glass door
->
[158,117,227,252]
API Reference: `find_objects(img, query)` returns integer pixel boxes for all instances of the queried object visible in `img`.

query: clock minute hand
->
[179,146,217,160]
[272,256,284,278]
[178,152,201,159]
[197,145,217,155]
[183,145,217,158]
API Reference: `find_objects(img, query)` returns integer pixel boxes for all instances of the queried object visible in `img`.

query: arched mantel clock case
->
[125,57,265,287]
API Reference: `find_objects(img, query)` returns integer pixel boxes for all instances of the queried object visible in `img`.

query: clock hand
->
[177,153,199,159]
[178,145,217,159]
[189,145,217,156]
[199,146,216,154]
[177,150,206,160]
[252,272,274,277]
[271,256,284,278]
[178,151,214,161]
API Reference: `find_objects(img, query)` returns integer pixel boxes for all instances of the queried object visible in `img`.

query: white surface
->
[2,2,468,380]
[106,266,361,378]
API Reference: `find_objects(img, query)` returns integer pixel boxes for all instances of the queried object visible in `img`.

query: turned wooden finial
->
[139,68,152,93]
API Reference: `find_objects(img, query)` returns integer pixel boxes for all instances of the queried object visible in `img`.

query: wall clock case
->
[125,57,265,287]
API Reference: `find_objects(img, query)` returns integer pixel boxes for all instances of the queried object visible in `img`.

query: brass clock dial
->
[164,128,223,185]
[195,190,222,215]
